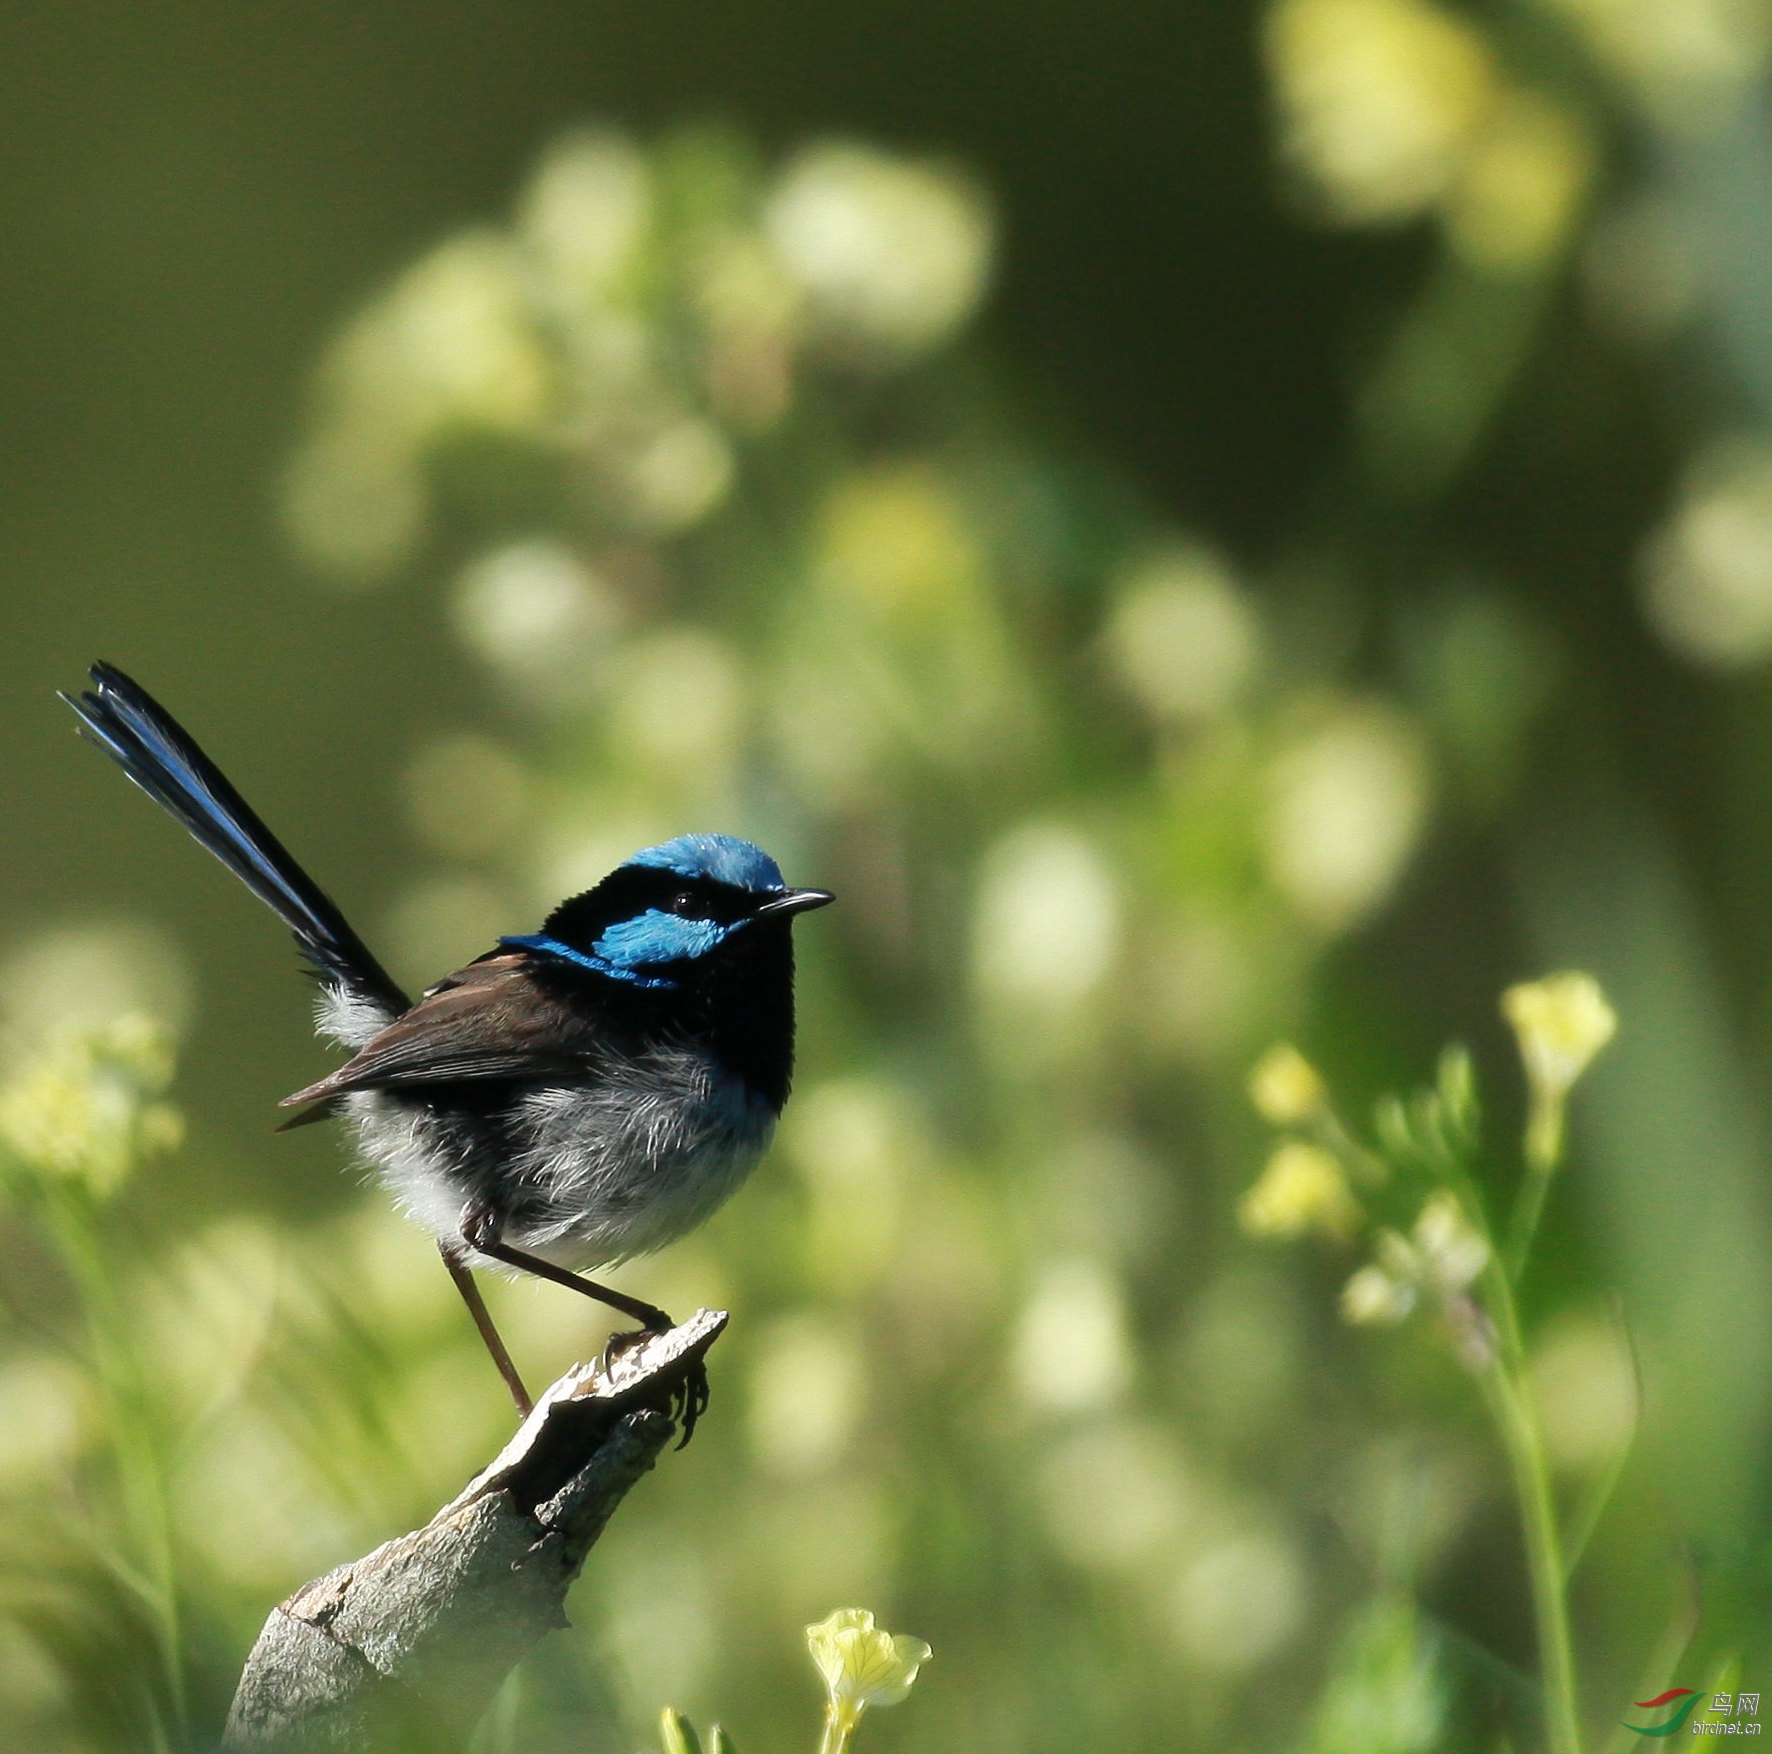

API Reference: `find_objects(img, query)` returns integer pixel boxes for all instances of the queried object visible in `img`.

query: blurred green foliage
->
[3,0,1772,1748]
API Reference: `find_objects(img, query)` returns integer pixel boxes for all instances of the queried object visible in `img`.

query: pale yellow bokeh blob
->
[1267,0,1498,223]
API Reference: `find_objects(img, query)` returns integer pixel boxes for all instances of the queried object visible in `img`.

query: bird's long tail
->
[63,663,409,1016]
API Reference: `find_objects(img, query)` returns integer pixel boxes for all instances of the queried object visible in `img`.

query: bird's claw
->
[601,1325,710,1449]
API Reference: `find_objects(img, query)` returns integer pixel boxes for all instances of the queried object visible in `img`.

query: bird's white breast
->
[341,1042,776,1273]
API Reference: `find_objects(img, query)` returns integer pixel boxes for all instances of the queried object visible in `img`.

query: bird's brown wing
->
[280,954,606,1107]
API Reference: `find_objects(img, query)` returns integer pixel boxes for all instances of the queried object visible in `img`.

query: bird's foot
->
[602,1322,709,1448]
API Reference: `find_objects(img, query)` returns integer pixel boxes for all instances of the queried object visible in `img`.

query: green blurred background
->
[2,0,1770,1748]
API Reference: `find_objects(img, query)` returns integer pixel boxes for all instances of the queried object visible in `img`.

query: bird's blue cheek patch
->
[594,909,734,969]
[500,932,680,988]
[503,911,739,986]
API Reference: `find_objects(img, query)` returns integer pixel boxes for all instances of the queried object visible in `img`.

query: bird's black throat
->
[521,919,798,1113]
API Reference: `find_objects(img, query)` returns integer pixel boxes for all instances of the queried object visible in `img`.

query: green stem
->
[1482,1266,1581,1754]
[42,1185,188,1742]
[1504,1097,1563,1281]
[816,1705,854,1754]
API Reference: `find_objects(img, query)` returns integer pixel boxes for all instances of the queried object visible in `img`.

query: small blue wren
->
[64,664,832,1433]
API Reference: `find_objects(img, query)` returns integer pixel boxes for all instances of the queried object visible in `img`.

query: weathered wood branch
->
[221,1309,728,1753]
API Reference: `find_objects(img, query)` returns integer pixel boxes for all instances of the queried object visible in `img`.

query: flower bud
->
[1248,1042,1329,1127]
[1502,973,1616,1104]
[1239,1142,1361,1242]
[1502,972,1616,1168]
[1341,1264,1417,1325]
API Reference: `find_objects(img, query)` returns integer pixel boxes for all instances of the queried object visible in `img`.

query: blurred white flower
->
[1341,1263,1418,1325]
[694,231,801,429]
[767,142,992,356]
[1641,436,1772,668]
[1263,702,1429,932]
[357,228,551,439]
[607,416,734,533]
[1012,1257,1133,1414]
[1267,0,1497,224]
[517,128,653,312]
[1411,1191,1490,1294]
[451,538,622,702]
[1167,1529,1307,1673]
[1103,546,1261,723]
[1341,1193,1488,1329]
[972,824,1119,1016]
[282,430,429,584]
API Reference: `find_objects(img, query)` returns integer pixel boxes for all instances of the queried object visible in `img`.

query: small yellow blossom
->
[1341,1263,1417,1325]
[1502,973,1617,1099]
[1266,0,1498,226]
[808,1608,931,1754]
[1502,972,1616,1168]
[0,1016,180,1199]
[1444,89,1594,274]
[1239,1141,1361,1241]
[1249,1042,1329,1127]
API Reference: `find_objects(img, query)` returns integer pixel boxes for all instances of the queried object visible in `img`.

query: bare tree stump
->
[221,1309,727,1752]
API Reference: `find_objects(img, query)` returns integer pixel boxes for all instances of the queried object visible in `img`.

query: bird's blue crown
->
[624,833,785,892]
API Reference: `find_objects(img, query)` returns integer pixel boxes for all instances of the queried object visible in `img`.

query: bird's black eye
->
[666,891,699,916]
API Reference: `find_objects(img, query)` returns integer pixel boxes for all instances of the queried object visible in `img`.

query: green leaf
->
[660,1706,703,1754]
[1434,1044,1479,1147]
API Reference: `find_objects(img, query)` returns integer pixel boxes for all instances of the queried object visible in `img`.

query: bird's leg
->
[438,1239,533,1417]
[458,1200,706,1445]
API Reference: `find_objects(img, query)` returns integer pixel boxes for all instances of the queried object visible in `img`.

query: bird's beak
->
[753,887,836,919]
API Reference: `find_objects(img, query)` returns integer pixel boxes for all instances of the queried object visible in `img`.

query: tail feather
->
[64,663,410,1016]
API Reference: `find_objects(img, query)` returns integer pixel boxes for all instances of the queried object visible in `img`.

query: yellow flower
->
[1502,972,1617,1099]
[1266,0,1498,226]
[1444,89,1594,274]
[1238,1141,1361,1241]
[1502,972,1616,1168]
[1249,1042,1329,1127]
[0,1016,180,1199]
[808,1608,931,1753]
